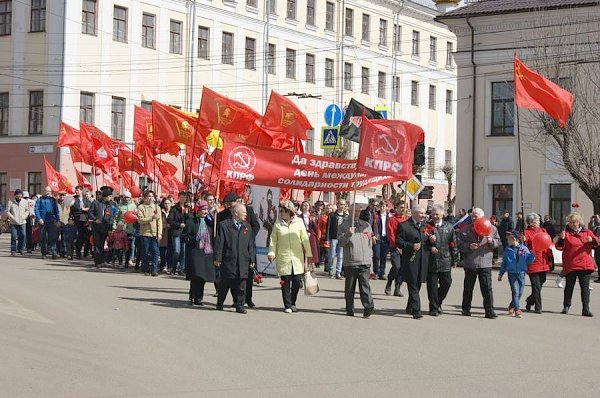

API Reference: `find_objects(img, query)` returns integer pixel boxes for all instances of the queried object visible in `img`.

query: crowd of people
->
[4,186,600,318]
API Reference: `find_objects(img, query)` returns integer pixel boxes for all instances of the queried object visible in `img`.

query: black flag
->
[339,98,382,143]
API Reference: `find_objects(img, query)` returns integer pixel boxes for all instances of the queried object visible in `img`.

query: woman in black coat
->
[182,200,215,306]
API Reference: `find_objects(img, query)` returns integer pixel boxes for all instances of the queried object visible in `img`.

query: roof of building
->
[437,0,600,19]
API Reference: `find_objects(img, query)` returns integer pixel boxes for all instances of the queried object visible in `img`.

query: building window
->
[245,37,256,70]
[305,53,315,83]
[113,6,127,43]
[393,24,401,52]
[141,100,152,111]
[345,8,353,37]
[361,14,370,42]
[198,26,209,59]
[80,92,94,124]
[269,0,277,15]
[138,176,148,190]
[247,0,257,7]
[111,96,125,141]
[492,184,513,218]
[0,0,12,36]
[142,13,155,49]
[379,19,387,46]
[82,0,96,35]
[412,30,420,56]
[325,58,334,88]
[31,0,45,32]
[549,184,571,228]
[222,32,234,65]
[392,76,400,102]
[427,147,436,179]
[169,19,182,54]
[28,91,43,135]
[0,92,7,136]
[325,2,334,31]
[446,41,453,67]
[411,81,418,106]
[378,71,386,99]
[286,48,296,79]
[267,43,276,75]
[446,90,453,114]
[306,0,315,26]
[344,62,352,91]
[445,150,452,167]
[429,85,436,110]
[0,172,6,207]
[491,81,514,136]
[361,67,369,95]
[429,36,437,62]
[286,0,296,20]
[28,172,42,197]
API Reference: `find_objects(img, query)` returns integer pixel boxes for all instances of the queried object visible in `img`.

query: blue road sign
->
[320,126,341,149]
[324,104,342,127]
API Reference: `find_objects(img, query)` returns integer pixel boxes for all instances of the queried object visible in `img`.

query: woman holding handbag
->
[267,200,312,313]
[182,200,215,306]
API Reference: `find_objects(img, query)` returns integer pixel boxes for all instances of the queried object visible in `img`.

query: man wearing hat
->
[70,185,92,259]
[217,192,261,307]
[88,186,116,268]
[33,186,60,259]
[7,189,30,255]
[115,190,137,268]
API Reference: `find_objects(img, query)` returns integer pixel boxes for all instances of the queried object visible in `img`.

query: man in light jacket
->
[339,205,375,318]
[7,189,30,255]
[137,190,163,276]
[457,207,501,319]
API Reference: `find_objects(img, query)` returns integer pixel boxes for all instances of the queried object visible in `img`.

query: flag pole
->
[515,106,525,218]
[351,189,358,225]
[213,178,221,237]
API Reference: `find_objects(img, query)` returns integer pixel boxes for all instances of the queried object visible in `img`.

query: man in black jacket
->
[426,205,457,316]
[214,204,256,314]
[396,204,429,319]
[87,187,116,268]
[70,186,92,259]
[326,199,350,279]
[167,191,190,274]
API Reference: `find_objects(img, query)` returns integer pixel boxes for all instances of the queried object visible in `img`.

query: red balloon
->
[129,186,142,198]
[473,217,493,236]
[532,232,552,251]
[123,210,138,224]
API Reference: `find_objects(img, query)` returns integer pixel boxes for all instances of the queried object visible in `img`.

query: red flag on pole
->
[152,101,204,153]
[57,122,81,147]
[44,157,74,192]
[514,56,574,128]
[74,167,93,190]
[198,86,261,136]
[261,91,312,140]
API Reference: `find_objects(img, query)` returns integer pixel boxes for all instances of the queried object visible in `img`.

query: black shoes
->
[363,308,375,318]
[582,310,594,317]
[561,306,570,314]
[216,304,224,311]
[485,312,498,319]
[246,300,256,308]
[438,306,443,315]
[413,313,423,320]
[525,303,532,312]
[193,299,204,306]
[236,307,247,314]
[384,281,392,296]
[461,310,471,316]
[393,285,404,297]
[429,310,439,317]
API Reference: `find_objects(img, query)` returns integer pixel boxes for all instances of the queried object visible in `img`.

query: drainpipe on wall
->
[187,0,197,112]
[466,17,476,207]
[56,1,68,172]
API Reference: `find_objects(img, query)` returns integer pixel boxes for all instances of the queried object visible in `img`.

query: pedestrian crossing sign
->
[320,126,341,149]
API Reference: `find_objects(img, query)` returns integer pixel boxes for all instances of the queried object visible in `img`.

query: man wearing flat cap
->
[217,192,261,307]
[7,189,30,255]
[88,186,116,268]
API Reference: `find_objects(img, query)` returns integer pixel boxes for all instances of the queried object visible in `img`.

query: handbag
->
[31,226,41,244]
[303,271,319,296]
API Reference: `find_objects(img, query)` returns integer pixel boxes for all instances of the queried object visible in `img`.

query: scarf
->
[195,216,213,254]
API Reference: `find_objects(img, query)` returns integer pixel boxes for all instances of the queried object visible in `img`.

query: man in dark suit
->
[217,192,260,307]
[396,205,429,319]
[69,185,92,259]
[214,203,256,314]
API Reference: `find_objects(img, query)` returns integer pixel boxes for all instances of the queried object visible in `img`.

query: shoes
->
[291,305,298,313]
[555,276,564,288]
[582,310,594,317]
[429,310,439,317]
[508,307,515,316]
[594,279,600,283]
[143,272,150,276]
[284,308,292,314]
[346,311,355,317]
[561,306,570,314]
[534,309,543,314]
[151,272,158,276]
[525,303,532,311]
[10,252,15,256]
[216,305,224,311]
[193,299,203,306]
[177,271,185,276]
[212,293,218,297]
[413,313,423,320]
[335,275,342,280]
[18,251,24,255]
[52,254,58,259]
[485,312,498,319]
[461,310,471,316]
[67,256,73,260]
[438,306,443,315]
[384,281,392,296]
[393,285,404,297]
[378,275,387,280]
[515,310,523,318]
[246,301,256,308]
[236,307,247,314]
[162,268,168,274]
[363,308,375,318]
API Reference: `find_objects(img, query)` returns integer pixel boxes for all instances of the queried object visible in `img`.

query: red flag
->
[261,91,312,140]
[79,123,118,173]
[514,56,574,128]
[57,122,81,147]
[198,86,261,136]
[356,118,422,179]
[134,105,180,156]
[74,167,93,190]
[245,119,303,152]
[152,101,204,153]
[44,157,73,192]
[116,142,145,175]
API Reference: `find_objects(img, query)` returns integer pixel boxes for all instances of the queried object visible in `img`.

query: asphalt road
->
[1,235,599,398]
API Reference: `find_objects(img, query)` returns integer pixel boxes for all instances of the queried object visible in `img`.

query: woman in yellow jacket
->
[268,200,312,313]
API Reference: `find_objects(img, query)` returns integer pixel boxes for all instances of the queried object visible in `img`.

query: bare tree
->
[441,163,456,215]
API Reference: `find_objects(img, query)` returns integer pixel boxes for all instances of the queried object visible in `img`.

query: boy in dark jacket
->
[62,217,79,260]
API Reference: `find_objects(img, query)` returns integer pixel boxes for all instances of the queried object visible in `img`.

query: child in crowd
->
[498,230,535,317]
[62,217,79,260]
[107,222,129,267]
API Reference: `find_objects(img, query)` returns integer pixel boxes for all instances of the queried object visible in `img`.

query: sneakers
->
[284,308,292,314]
[515,310,523,318]
[508,307,515,316]
[555,276,564,288]
[151,272,158,277]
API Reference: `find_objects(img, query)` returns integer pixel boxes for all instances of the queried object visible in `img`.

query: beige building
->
[438,0,599,225]
[0,0,456,208]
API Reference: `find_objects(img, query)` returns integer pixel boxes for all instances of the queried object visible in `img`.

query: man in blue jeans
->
[137,190,162,276]
[167,191,190,274]
[34,186,60,259]
[326,199,349,279]
[7,189,30,255]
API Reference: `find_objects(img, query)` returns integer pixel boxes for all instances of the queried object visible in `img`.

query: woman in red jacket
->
[523,213,551,313]
[554,212,599,317]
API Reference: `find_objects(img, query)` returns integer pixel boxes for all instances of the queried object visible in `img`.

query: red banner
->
[219,142,399,192]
